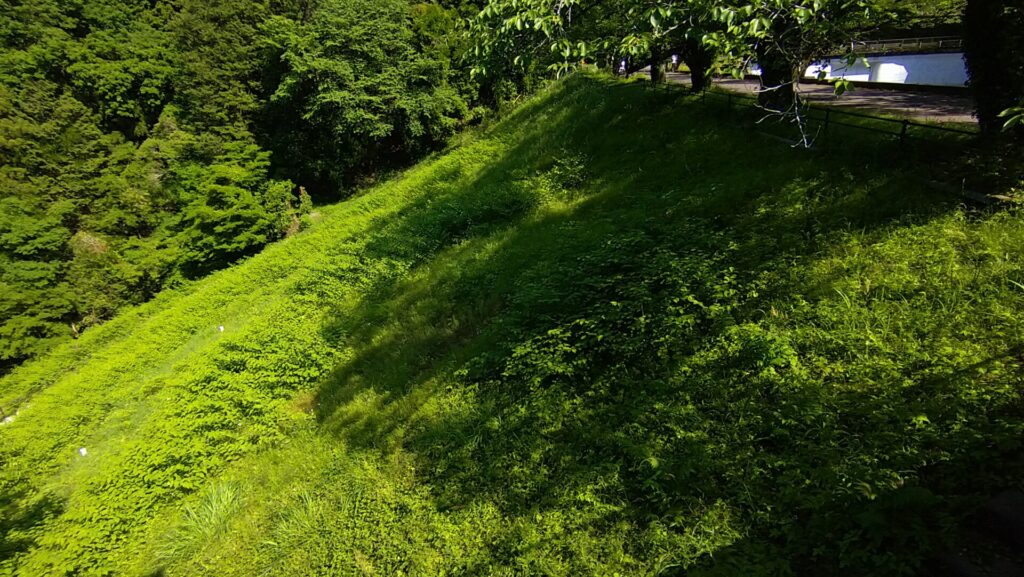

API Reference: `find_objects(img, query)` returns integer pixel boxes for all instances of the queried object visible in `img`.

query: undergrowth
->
[1,72,1022,576]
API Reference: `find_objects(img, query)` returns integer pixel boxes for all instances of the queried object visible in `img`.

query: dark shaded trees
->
[259,0,467,195]
[676,36,714,92]
[963,0,1024,136]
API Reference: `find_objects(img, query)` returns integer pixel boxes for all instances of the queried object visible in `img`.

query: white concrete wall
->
[805,52,968,87]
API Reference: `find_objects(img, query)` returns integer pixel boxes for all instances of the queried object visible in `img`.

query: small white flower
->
[78,447,88,457]
[218,325,225,332]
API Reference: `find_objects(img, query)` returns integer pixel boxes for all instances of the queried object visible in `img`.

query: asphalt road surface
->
[666,72,977,124]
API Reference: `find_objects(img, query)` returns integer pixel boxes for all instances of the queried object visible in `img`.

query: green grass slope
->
[1,73,1023,576]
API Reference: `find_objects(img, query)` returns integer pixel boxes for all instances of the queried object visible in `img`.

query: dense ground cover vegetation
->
[0,0,480,373]
[1,73,1022,575]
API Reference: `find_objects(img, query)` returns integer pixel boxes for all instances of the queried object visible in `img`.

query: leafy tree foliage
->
[470,0,877,109]
[174,141,308,276]
[873,0,965,33]
[0,80,128,368]
[170,0,270,133]
[260,0,467,194]
[0,0,473,372]
[727,1,876,109]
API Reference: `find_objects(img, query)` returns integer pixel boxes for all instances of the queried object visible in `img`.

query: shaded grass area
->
[1,72,1023,576]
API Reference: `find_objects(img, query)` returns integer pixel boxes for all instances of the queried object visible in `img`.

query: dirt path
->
[666,72,977,124]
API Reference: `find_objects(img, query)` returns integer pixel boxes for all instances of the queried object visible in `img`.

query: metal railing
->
[697,89,978,146]
[848,36,963,54]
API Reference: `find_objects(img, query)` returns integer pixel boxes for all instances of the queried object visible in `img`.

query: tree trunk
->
[963,0,1023,136]
[679,38,713,93]
[649,56,666,84]
[755,45,796,111]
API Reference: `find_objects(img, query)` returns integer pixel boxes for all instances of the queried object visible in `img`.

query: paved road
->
[666,72,977,124]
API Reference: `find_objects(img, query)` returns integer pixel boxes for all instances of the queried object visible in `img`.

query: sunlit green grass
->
[1,72,1022,576]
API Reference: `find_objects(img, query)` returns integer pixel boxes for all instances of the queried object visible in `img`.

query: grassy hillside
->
[1,72,1023,576]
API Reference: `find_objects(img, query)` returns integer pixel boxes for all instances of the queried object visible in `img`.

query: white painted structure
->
[804,52,968,87]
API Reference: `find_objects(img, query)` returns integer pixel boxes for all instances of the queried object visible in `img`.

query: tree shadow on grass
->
[0,482,64,565]
[311,73,1023,574]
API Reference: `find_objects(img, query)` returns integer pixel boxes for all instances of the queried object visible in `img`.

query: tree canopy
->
[470,0,880,108]
[469,0,1022,135]
[0,0,479,373]
[261,0,468,194]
